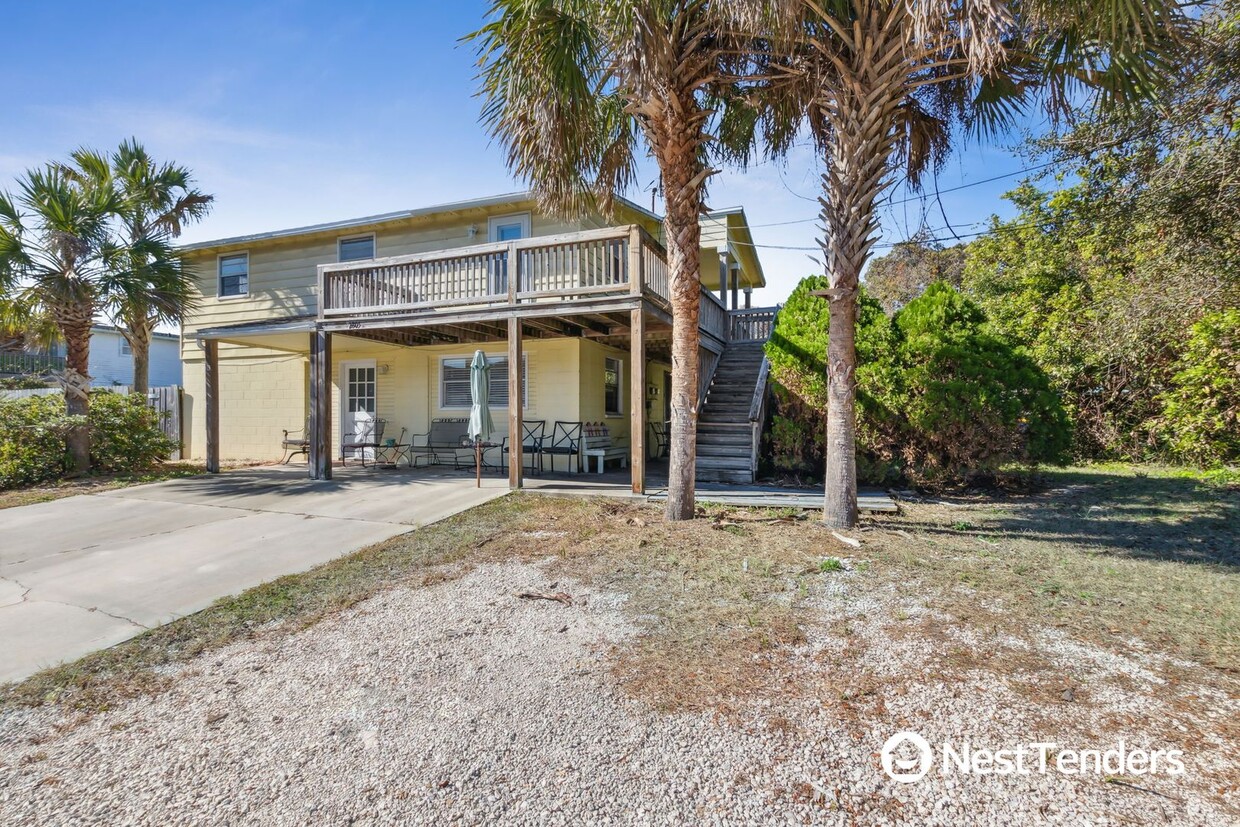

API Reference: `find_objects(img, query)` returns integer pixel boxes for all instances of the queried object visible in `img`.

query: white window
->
[604,357,622,416]
[119,338,132,356]
[440,355,527,409]
[338,234,375,262]
[218,253,249,297]
[488,212,531,242]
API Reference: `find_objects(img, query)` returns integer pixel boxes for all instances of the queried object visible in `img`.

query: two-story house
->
[179,192,776,492]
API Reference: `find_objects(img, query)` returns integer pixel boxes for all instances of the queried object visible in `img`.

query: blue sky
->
[2,0,1054,303]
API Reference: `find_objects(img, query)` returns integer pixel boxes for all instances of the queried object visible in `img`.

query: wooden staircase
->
[696,340,770,484]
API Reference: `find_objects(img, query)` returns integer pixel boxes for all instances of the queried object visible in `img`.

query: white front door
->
[341,360,377,460]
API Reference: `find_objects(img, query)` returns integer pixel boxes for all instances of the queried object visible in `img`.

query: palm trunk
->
[127,319,153,396]
[662,142,705,522]
[57,306,95,475]
[817,7,909,528]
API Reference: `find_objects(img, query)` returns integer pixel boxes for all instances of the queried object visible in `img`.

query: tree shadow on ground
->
[901,468,1239,568]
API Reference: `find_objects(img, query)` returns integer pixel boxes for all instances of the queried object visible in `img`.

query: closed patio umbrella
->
[467,350,494,488]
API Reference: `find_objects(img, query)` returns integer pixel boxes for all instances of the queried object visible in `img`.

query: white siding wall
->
[87,329,183,387]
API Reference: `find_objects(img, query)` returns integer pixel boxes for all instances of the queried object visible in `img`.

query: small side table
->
[375,443,413,468]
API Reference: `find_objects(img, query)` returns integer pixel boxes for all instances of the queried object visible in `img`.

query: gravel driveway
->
[1,560,1234,826]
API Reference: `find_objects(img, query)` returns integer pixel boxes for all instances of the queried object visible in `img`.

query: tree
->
[469,0,757,520]
[864,232,966,314]
[70,140,212,395]
[754,0,1188,526]
[0,165,120,473]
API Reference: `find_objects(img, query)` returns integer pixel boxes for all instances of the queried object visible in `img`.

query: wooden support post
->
[744,287,753,309]
[630,308,646,494]
[718,253,728,309]
[628,225,643,295]
[508,316,523,489]
[204,339,220,474]
[309,330,332,480]
[730,263,740,310]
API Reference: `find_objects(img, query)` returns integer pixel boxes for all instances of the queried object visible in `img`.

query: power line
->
[746,160,1058,229]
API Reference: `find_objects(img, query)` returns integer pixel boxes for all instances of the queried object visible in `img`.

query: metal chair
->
[539,421,582,474]
[341,418,386,467]
[649,420,669,459]
[281,417,310,464]
[502,420,546,475]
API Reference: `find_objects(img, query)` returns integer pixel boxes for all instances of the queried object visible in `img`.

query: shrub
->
[765,278,1071,488]
[0,390,176,489]
[0,394,73,488]
[764,277,902,483]
[888,283,1072,484]
[1160,309,1239,464]
[88,391,177,473]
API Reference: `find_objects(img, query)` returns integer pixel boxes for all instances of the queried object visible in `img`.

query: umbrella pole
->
[475,439,482,488]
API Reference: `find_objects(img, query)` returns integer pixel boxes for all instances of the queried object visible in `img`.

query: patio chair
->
[280,416,310,464]
[501,420,546,476]
[539,421,583,474]
[341,418,386,467]
[649,420,669,459]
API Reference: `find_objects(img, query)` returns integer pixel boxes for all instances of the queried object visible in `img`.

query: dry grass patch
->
[5,463,1236,727]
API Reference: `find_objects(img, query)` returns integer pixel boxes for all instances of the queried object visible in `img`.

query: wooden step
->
[696,468,755,484]
[695,457,753,471]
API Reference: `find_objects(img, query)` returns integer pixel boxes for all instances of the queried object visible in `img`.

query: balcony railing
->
[319,225,669,318]
[0,351,64,375]
[729,306,779,342]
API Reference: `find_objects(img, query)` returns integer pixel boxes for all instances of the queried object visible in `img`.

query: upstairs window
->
[218,253,249,297]
[119,338,132,356]
[604,357,622,416]
[338,234,376,262]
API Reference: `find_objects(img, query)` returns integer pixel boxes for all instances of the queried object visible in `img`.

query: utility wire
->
[746,159,1059,229]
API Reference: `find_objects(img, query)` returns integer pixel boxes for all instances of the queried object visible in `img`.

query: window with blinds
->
[440,356,527,408]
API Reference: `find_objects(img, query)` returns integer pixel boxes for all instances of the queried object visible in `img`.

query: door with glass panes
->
[341,360,377,460]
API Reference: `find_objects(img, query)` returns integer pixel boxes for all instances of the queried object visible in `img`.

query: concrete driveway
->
[0,466,509,683]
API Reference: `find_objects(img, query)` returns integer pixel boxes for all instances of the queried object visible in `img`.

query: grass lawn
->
[5,462,1235,717]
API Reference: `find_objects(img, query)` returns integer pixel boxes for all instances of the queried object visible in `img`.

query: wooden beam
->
[317,295,645,333]
[204,339,220,474]
[630,308,646,494]
[309,330,332,480]
[508,316,523,490]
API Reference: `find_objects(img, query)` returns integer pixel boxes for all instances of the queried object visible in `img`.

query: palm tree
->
[469,0,758,520]
[71,140,212,394]
[0,165,120,473]
[754,0,1189,527]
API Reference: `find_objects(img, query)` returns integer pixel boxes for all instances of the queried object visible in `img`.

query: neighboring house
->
[82,325,182,387]
[1,325,182,387]
[179,191,777,489]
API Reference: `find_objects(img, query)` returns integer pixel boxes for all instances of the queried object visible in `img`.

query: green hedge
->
[765,279,1072,487]
[0,391,177,489]
[1160,309,1239,465]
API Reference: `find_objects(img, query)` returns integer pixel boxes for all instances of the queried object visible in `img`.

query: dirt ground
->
[2,464,1236,824]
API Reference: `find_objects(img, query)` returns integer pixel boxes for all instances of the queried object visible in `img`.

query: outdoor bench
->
[410,418,471,466]
[580,424,628,474]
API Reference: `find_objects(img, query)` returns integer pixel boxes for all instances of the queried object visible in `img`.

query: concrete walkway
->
[0,467,508,684]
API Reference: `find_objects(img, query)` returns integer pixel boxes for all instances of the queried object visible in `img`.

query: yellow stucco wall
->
[183,336,670,463]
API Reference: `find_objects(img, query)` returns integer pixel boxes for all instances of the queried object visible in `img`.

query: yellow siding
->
[180,200,661,360]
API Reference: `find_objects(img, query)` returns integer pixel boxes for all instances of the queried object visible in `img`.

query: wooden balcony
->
[317,225,670,324]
